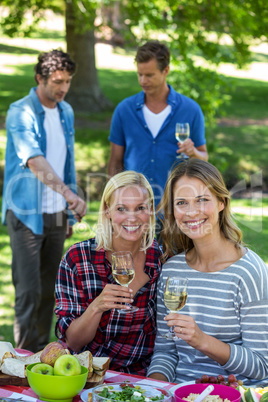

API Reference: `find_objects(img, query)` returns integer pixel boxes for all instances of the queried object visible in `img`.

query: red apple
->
[40,342,68,367]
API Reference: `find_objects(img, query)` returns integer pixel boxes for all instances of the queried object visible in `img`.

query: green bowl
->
[26,363,88,402]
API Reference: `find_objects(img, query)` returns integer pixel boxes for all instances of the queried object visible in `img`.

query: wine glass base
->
[117,306,139,313]
[161,332,178,340]
[115,302,139,313]
[176,154,189,160]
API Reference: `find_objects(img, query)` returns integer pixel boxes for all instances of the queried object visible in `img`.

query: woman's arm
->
[65,284,133,352]
[55,244,134,353]
[169,313,231,365]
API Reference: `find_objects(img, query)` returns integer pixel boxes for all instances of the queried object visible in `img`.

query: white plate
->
[81,388,95,402]
[80,383,169,402]
[169,381,195,393]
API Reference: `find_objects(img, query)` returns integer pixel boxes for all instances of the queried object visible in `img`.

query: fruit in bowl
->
[26,362,88,402]
[54,354,81,376]
[175,383,241,402]
[40,341,69,367]
[31,363,54,376]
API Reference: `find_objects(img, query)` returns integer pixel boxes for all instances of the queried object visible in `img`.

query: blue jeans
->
[6,209,67,352]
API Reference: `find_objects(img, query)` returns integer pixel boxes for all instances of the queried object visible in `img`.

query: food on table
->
[1,357,27,378]
[182,394,231,402]
[0,340,109,380]
[76,350,94,379]
[31,363,54,375]
[40,341,68,366]
[0,341,17,363]
[16,351,44,365]
[244,388,262,402]
[195,374,243,388]
[94,383,165,402]
[260,393,268,402]
[54,354,81,376]
[92,356,110,372]
[258,390,268,397]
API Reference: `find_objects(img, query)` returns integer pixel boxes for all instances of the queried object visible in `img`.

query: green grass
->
[0,33,268,345]
[216,76,268,120]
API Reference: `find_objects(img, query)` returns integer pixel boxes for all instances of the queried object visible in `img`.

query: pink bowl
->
[175,383,241,402]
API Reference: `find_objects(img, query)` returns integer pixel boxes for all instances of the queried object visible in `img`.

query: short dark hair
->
[135,40,170,71]
[34,49,76,83]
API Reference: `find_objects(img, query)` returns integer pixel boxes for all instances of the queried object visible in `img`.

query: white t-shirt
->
[42,105,67,213]
[143,104,171,138]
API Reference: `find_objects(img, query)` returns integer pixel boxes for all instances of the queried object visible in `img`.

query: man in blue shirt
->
[1,49,87,352]
[108,41,208,211]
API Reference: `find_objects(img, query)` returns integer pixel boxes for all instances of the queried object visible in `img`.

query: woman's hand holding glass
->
[165,310,206,347]
[90,283,134,313]
[162,277,188,339]
[111,251,139,313]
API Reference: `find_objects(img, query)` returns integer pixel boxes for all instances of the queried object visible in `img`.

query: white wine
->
[176,132,188,143]
[113,269,135,286]
[164,291,187,312]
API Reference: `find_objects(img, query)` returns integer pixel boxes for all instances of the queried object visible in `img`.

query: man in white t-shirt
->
[108,41,208,235]
[2,49,87,352]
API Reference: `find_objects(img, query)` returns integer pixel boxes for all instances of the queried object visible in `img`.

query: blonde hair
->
[96,171,155,251]
[158,159,243,261]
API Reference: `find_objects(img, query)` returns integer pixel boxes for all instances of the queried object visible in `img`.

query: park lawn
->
[0,32,268,345]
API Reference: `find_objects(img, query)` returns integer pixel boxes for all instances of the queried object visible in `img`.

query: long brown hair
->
[158,159,243,261]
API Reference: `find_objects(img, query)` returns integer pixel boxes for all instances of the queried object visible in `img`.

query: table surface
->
[0,369,178,401]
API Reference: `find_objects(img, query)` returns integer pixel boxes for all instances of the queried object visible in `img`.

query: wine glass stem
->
[169,310,177,337]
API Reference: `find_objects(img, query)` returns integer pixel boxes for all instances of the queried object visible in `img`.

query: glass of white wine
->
[175,122,190,159]
[162,277,188,339]
[111,251,139,313]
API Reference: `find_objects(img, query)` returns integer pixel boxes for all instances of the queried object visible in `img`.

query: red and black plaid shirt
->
[55,238,162,376]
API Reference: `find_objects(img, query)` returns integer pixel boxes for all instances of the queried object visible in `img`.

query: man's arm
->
[107,142,125,177]
[27,155,87,219]
[191,144,208,161]
[177,141,208,161]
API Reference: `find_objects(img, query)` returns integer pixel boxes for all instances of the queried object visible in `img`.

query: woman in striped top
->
[147,159,268,386]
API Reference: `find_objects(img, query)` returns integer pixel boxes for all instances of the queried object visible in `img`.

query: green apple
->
[54,354,81,376]
[31,363,54,375]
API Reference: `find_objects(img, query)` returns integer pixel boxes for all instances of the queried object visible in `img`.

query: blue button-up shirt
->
[109,85,205,206]
[1,88,77,234]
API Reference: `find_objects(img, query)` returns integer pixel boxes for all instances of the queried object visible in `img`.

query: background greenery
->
[0,23,267,345]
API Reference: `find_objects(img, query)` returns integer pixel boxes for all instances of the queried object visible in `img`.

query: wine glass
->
[175,122,190,159]
[111,251,139,313]
[162,277,188,339]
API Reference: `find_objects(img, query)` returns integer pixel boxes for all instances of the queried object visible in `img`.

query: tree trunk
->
[65,1,113,112]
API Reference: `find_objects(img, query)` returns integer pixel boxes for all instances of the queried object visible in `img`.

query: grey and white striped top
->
[147,249,268,386]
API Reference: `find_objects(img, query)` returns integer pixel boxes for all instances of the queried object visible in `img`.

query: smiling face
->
[173,176,224,241]
[137,58,169,97]
[36,70,72,108]
[106,185,152,247]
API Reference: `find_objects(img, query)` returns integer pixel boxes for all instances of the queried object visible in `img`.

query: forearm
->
[27,155,68,194]
[190,147,208,161]
[197,333,231,366]
[107,158,124,177]
[107,143,125,177]
[148,373,168,382]
[65,303,103,353]
[28,155,86,218]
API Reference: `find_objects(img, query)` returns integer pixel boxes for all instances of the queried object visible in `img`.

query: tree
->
[0,0,112,112]
[65,0,112,111]
[120,0,268,124]
[1,0,267,118]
